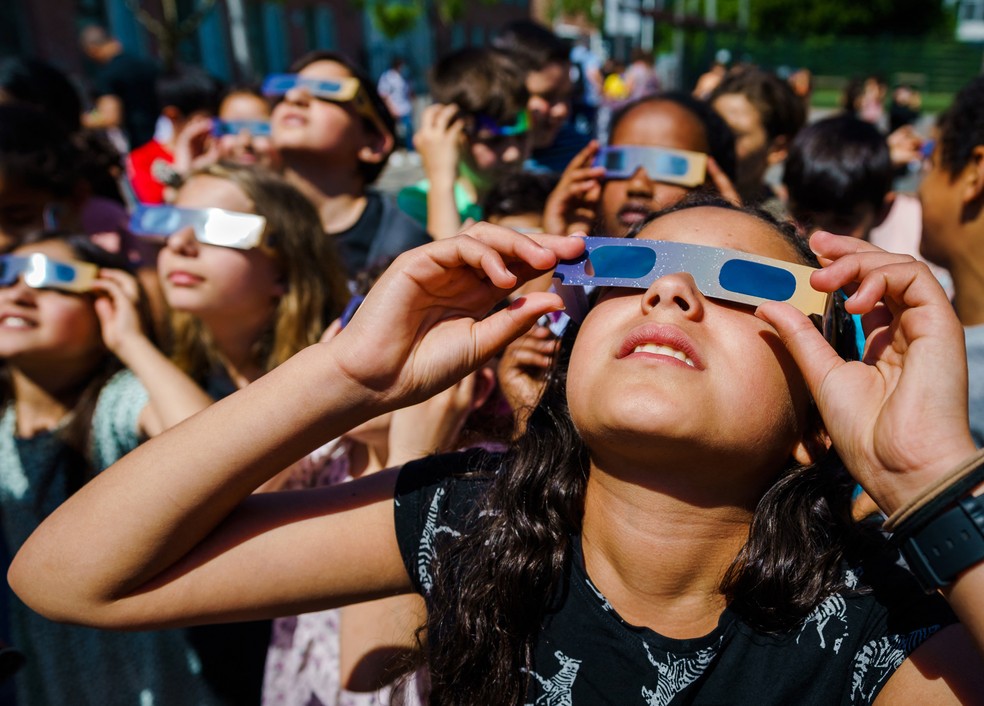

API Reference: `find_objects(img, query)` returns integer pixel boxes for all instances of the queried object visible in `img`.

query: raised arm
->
[758,232,984,691]
[9,226,584,631]
[92,268,213,436]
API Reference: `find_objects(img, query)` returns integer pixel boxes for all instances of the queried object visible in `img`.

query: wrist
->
[108,332,153,364]
[877,443,980,519]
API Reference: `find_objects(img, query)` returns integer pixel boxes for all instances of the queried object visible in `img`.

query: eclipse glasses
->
[211,119,271,137]
[554,237,831,327]
[593,145,707,187]
[0,253,98,293]
[471,110,531,138]
[261,73,390,137]
[129,204,267,250]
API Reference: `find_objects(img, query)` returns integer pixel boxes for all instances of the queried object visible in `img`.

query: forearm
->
[10,342,384,615]
[113,335,214,436]
[426,179,463,240]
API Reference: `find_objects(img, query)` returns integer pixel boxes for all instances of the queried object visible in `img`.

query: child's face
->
[567,206,813,480]
[711,92,770,196]
[0,239,102,365]
[217,92,278,170]
[599,100,710,236]
[918,138,962,269]
[461,131,530,187]
[271,60,373,167]
[158,176,283,320]
[526,60,573,149]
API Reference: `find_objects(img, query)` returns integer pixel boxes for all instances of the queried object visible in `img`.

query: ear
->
[790,422,831,466]
[874,191,896,229]
[961,145,984,205]
[161,105,182,123]
[766,135,789,166]
[357,129,395,167]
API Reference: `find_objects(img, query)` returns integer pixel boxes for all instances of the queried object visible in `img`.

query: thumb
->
[472,292,565,362]
[756,301,844,400]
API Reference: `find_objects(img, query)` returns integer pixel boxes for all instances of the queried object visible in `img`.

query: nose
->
[528,95,550,119]
[165,226,199,256]
[1,277,37,306]
[282,85,311,106]
[625,166,655,199]
[640,272,704,321]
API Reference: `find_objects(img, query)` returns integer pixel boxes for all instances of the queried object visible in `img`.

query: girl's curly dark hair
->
[422,193,871,705]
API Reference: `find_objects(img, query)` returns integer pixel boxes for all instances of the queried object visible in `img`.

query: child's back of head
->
[784,114,892,240]
[429,47,528,125]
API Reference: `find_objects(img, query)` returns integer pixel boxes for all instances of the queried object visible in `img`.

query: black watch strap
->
[900,493,984,591]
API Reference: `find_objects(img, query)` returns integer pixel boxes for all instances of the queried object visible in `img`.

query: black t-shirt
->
[93,52,160,148]
[394,451,957,705]
[331,190,431,277]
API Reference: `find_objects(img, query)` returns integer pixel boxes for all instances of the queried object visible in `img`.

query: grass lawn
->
[810,87,953,113]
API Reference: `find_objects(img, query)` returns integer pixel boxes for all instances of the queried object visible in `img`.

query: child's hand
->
[497,323,559,424]
[756,232,977,517]
[387,373,478,466]
[543,140,605,236]
[91,269,146,357]
[172,116,219,177]
[414,103,464,186]
[328,223,584,410]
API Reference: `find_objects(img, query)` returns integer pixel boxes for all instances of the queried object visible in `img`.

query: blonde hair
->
[169,163,349,383]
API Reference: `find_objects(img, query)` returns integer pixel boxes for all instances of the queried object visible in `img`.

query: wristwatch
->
[899,493,984,591]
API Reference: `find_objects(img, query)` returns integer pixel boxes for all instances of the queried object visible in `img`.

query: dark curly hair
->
[422,193,867,705]
[937,75,984,178]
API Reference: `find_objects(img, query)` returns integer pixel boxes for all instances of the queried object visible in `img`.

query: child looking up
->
[398,47,531,240]
[710,68,805,210]
[146,163,349,396]
[544,92,738,237]
[13,197,984,705]
[267,51,430,277]
[0,234,220,705]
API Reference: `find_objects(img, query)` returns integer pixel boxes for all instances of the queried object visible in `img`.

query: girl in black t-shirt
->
[10,196,984,704]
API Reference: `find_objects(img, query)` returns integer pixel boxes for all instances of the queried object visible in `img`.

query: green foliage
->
[547,0,602,26]
[370,0,421,37]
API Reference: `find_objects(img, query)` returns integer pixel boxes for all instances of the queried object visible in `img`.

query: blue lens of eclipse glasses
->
[553,237,830,322]
[212,120,271,137]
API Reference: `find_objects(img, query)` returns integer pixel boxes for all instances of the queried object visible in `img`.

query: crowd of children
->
[0,18,983,706]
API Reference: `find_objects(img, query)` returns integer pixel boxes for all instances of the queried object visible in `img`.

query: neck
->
[580,458,758,639]
[199,311,272,388]
[947,240,984,326]
[8,364,93,437]
[283,162,368,233]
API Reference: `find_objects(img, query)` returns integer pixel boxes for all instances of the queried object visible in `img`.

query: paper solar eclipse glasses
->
[129,204,268,250]
[211,119,272,137]
[593,145,707,187]
[470,110,531,138]
[0,253,98,293]
[553,237,832,331]
[261,73,390,137]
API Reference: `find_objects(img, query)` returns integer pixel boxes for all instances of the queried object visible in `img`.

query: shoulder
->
[374,191,432,243]
[91,369,150,469]
[393,449,502,594]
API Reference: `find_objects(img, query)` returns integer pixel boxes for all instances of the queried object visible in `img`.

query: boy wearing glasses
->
[264,51,430,277]
[397,47,531,240]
